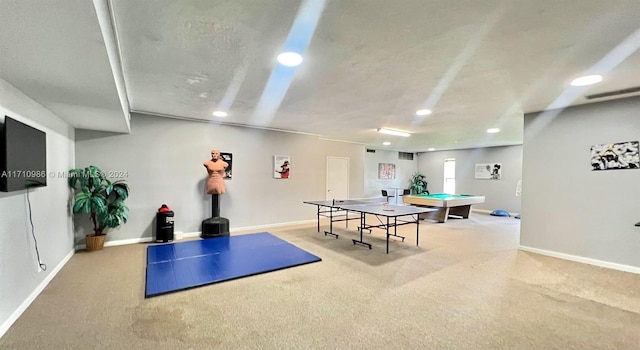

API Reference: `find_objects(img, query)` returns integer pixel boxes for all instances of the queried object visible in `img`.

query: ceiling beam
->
[93,0,131,133]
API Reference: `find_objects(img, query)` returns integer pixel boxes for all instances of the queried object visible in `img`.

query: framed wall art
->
[274,155,291,179]
[378,163,395,179]
[475,163,502,180]
[221,152,232,179]
[590,141,639,171]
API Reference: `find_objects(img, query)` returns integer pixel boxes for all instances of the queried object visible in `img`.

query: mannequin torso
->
[204,149,228,195]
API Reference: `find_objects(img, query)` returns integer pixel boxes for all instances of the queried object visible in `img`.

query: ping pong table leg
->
[416,216,420,247]
[360,213,364,242]
[316,205,320,232]
[386,216,390,254]
[386,217,405,242]
[352,212,372,249]
[394,217,397,237]
[324,206,339,238]
[346,210,349,228]
[393,217,405,242]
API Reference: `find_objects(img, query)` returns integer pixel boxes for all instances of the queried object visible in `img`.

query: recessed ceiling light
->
[570,74,602,87]
[377,128,411,137]
[486,128,500,133]
[382,142,391,146]
[428,148,435,151]
[416,109,432,116]
[212,111,228,117]
[277,52,303,67]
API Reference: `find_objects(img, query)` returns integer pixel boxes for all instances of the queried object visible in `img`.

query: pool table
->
[402,193,485,223]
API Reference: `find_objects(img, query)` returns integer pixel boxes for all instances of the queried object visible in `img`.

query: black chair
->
[381,190,393,202]
[396,189,411,205]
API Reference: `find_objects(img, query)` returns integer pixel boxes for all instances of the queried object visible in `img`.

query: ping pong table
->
[303,199,436,253]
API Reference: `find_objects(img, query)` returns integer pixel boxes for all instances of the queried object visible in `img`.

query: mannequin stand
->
[201,194,230,238]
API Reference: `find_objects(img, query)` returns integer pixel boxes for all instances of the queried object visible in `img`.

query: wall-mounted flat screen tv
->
[0,116,47,192]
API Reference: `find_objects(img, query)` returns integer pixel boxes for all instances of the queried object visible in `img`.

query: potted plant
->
[410,172,429,195]
[68,165,130,251]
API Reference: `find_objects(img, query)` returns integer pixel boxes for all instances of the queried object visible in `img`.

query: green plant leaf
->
[90,196,107,214]
[68,165,130,235]
[410,171,429,195]
[112,182,130,200]
[72,193,92,214]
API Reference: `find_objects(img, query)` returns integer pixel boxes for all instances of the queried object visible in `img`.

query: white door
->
[326,157,349,200]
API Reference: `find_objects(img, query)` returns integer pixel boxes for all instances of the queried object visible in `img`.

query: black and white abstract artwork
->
[590,141,639,171]
[475,163,502,179]
[221,152,233,179]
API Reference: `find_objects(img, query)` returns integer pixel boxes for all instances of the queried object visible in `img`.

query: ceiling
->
[1,0,640,152]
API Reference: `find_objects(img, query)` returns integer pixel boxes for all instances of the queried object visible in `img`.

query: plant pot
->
[85,234,106,252]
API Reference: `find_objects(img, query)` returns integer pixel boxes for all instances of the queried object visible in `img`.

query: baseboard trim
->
[0,249,75,339]
[473,209,520,217]
[518,245,640,275]
[74,219,321,245]
[472,209,492,214]
[75,236,155,250]
[230,219,317,233]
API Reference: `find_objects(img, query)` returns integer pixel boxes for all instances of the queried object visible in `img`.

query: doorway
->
[326,157,349,200]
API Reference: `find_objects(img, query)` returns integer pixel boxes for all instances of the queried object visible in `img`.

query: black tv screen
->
[0,116,47,192]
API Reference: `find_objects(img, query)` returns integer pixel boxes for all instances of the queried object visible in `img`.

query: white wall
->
[364,149,418,198]
[521,96,640,268]
[0,79,75,337]
[74,113,365,243]
[416,145,523,213]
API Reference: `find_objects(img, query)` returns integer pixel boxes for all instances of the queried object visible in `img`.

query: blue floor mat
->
[145,232,321,297]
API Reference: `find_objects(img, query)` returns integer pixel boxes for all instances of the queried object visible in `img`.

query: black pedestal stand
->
[201,194,230,238]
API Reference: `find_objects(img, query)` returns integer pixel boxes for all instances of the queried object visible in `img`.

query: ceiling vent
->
[585,86,640,100]
[398,152,414,160]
